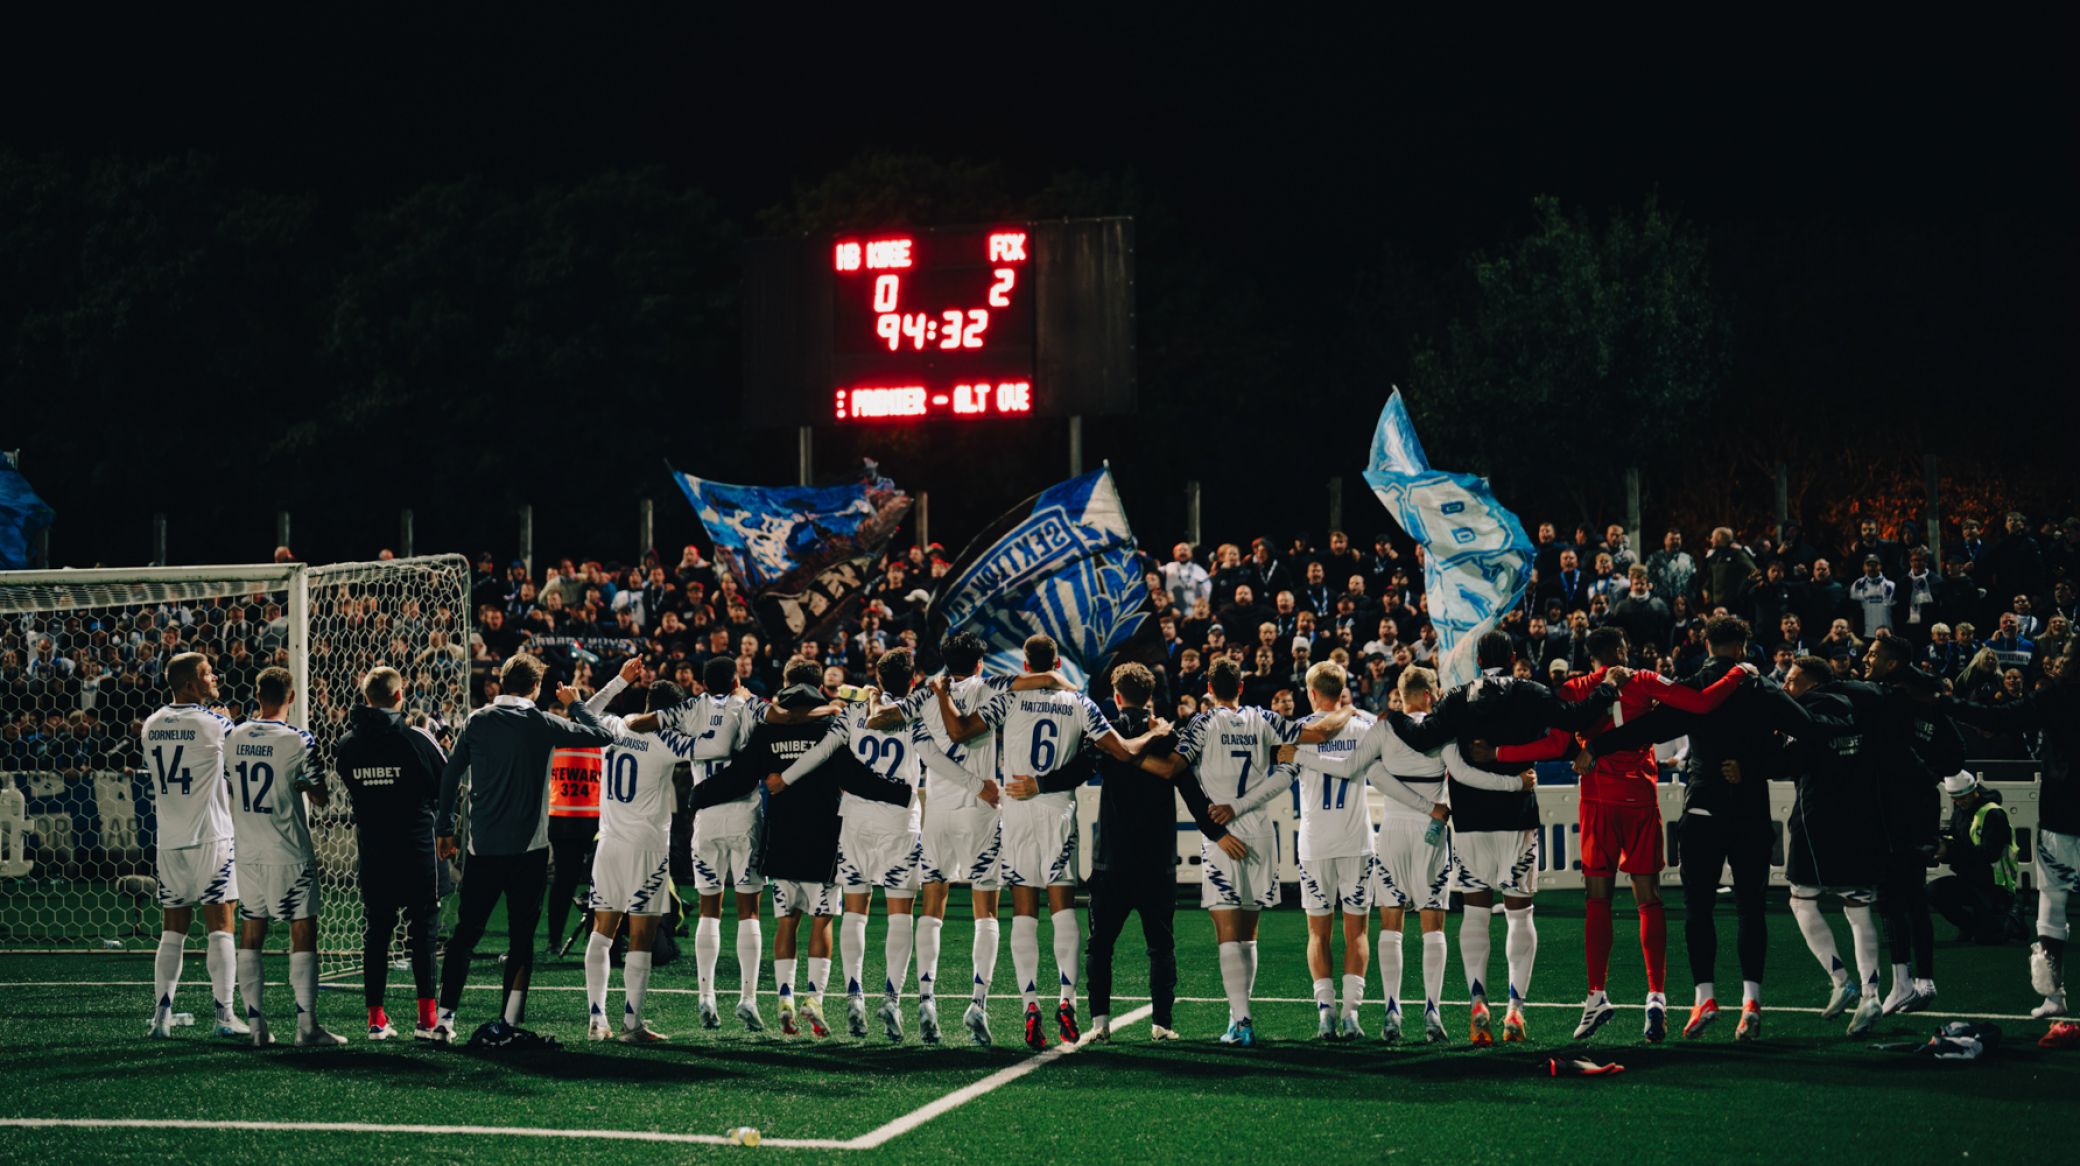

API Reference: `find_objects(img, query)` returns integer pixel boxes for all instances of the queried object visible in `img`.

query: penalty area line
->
[0,1000,1155,1152]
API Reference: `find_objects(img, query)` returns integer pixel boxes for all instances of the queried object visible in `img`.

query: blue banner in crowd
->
[1362,388,1533,689]
[672,462,909,592]
[670,461,911,641]
[0,452,54,570]
[931,468,1151,687]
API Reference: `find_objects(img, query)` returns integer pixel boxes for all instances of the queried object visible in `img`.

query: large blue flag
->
[1362,389,1533,689]
[929,468,1151,687]
[0,452,54,570]
[671,462,911,640]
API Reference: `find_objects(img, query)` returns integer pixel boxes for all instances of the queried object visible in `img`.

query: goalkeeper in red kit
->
[1481,627,1750,1042]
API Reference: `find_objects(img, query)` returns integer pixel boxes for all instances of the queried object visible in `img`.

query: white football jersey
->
[1290,709,1377,860]
[594,711,692,850]
[223,719,319,865]
[976,687,1115,816]
[658,693,764,834]
[140,704,234,850]
[1175,704,1304,837]
[826,700,921,833]
[906,672,1017,815]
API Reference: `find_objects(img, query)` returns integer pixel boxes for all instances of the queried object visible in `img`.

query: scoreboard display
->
[742,218,1134,427]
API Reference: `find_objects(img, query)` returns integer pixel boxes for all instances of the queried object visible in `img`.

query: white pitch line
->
[0,982,2047,1023]
[843,1003,1155,1150]
[0,1116,849,1150]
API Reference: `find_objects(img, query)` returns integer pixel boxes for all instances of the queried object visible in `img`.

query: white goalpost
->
[0,555,473,977]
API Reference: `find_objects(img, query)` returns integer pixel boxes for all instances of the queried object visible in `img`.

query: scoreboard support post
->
[1327,476,1344,535]
[152,512,167,566]
[797,426,814,488]
[917,492,930,550]
[1068,415,1084,477]
[518,504,534,579]
[276,510,291,554]
[1186,480,1202,548]
[1624,467,1642,561]
[400,508,415,558]
[638,497,654,562]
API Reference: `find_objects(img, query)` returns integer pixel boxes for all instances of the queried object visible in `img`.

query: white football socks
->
[1242,939,1259,996]
[1504,906,1536,1006]
[807,956,831,1003]
[694,916,722,1002]
[1422,929,1447,1015]
[1218,941,1251,1023]
[1460,905,1492,998]
[584,932,612,1025]
[972,917,1000,1004]
[236,948,264,1021]
[1340,973,1365,1020]
[1052,909,1080,1004]
[1696,981,1716,1006]
[840,912,869,999]
[1377,929,1404,1013]
[1011,915,1041,1008]
[884,911,915,1002]
[1313,976,1334,1013]
[206,930,236,1016]
[775,957,797,1005]
[1742,979,1761,1007]
[289,951,318,1035]
[153,931,184,1018]
[623,951,653,1031]
[914,915,943,1002]
[736,920,764,1005]
[1789,896,1846,984]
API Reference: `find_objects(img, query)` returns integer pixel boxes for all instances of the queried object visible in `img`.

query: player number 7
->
[1230,750,1252,798]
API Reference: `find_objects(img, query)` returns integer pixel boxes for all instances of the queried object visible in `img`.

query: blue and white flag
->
[1362,388,1533,689]
[670,462,911,640]
[930,469,1151,688]
[0,452,54,571]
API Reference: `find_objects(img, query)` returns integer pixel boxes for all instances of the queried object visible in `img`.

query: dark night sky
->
[3,11,2073,564]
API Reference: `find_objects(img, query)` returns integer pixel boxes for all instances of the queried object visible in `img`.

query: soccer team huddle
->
[136,615,2080,1054]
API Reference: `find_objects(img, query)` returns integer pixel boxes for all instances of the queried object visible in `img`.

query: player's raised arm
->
[1493,727,1575,765]
[940,678,998,743]
[777,719,849,787]
[1293,704,1352,744]
[1281,716,1384,777]
[1637,665,1749,715]
[1442,742,1536,791]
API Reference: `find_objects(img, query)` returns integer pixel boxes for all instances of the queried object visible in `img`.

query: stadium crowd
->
[4,510,2076,782]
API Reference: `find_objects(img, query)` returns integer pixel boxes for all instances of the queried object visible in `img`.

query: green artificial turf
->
[0,888,2068,1165]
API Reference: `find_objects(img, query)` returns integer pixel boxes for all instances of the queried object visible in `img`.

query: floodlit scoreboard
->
[742,218,1134,426]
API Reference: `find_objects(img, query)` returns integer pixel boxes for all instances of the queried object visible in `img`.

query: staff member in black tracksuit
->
[1776,656,1886,1037]
[1837,635,1961,1016]
[1027,662,1220,1043]
[433,653,614,1040]
[1587,616,1828,1041]
[334,665,450,1041]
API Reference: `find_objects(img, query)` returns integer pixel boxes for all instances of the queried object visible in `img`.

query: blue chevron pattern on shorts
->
[966,823,1003,883]
[628,855,669,915]
[2040,830,2079,892]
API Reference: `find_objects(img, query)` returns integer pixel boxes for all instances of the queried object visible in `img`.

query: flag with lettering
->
[670,461,911,641]
[929,468,1153,688]
[1362,388,1533,689]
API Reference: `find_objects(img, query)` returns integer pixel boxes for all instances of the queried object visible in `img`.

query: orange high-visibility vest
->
[547,746,602,818]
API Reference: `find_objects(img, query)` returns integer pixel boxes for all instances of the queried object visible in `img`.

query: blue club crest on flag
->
[1362,388,1533,689]
[930,469,1150,688]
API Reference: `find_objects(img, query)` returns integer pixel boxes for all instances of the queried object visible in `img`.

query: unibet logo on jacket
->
[548,746,602,818]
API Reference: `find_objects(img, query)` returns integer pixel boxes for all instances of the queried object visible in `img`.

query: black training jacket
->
[1778,685,1882,889]
[334,704,449,863]
[695,705,905,885]
[1396,670,1619,831]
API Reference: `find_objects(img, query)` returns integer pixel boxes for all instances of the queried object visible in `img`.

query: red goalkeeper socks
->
[1640,901,1667,995]
[418,997,439,1030]
[1585,897,1613,994]
[368,1006,389,1030]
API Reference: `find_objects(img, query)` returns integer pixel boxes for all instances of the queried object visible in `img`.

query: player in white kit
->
[1283,664,1455,1042]
[1282,662,1377,1040]
[225,667,343,1047]
[872,630,1068,1045]
[937,634,1170,1051]
[1145,655,1351,1047]
[582,659,698,1043]
[627,656,765,1032]
[139,651,248,1039]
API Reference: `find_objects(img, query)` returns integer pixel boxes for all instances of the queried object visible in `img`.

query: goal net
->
[0,555,473,977]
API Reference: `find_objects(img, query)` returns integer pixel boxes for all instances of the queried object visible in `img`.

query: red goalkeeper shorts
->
[1579,800,1665,878]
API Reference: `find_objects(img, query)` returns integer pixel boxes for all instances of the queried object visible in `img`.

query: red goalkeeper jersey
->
[1497,666,1746,805]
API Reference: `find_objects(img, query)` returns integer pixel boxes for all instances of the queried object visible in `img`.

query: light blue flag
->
[930,468,1151,688]
[1362,388,1533,689]
[0,452,54,571]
